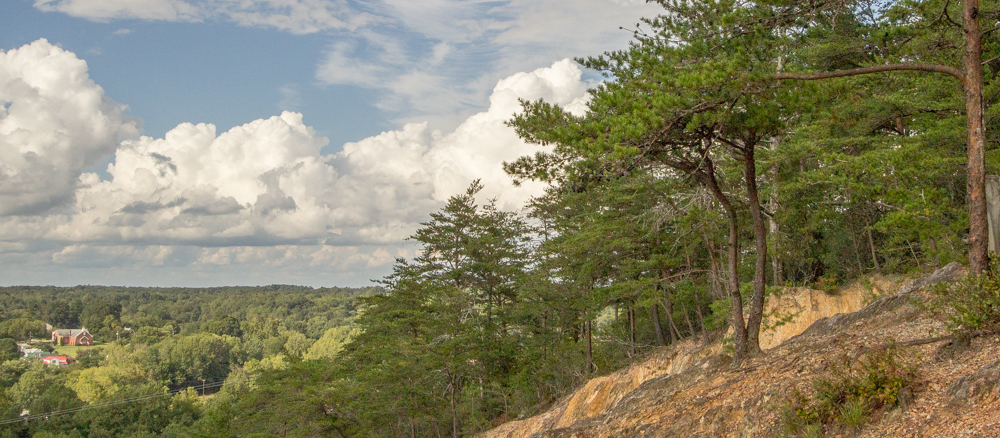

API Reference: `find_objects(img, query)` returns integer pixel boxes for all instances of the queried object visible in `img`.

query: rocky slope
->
[483,264,1000,437]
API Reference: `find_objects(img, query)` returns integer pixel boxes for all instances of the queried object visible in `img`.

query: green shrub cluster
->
[930,258,1000,335]
[782,344,918,437]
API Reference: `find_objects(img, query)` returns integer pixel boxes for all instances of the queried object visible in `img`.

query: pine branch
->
[775,63,965,81]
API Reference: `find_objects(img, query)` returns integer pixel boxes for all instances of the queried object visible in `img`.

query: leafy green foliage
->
[73,384,199,438]
[782,344,918,436]
[0,285,374,437]
[0,318,45,342]
[146,333,245,387]
[0,360,30,389]
[201,316,242,338]
[302,326,355,360]
[0,284,378,343]
[186,359,345,438]
[0,340,18,362]
[930,257,1000,334]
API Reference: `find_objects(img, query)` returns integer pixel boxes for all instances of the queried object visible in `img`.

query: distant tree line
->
[0,285,377,437]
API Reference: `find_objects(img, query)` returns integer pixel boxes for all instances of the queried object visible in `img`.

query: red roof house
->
[41,355,68,366]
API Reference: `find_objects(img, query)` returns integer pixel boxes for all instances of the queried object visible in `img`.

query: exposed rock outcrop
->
[482,265,1000,438]
[758,277,901,349]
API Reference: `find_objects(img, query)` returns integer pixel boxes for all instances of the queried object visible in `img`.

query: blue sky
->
[3,0,385,150]
[0,0,660,287]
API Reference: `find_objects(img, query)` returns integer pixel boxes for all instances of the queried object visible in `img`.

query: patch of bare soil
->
[482,263,1000,438]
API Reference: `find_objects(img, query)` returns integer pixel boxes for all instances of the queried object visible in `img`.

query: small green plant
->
[838,397,869,429]
[802,423,823,438]
[762,308,801,333]
[814,274,839,294]
[929,257,1000,335]
[780,344,917,437]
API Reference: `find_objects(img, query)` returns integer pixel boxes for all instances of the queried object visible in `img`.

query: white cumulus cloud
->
[0,39,592,285]
[55,59,587,248]
[58,111,333,246]
[0,39,139,216]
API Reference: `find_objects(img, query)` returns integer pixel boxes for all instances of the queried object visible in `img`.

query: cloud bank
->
[34,0,657,128]
[0,39,591,286]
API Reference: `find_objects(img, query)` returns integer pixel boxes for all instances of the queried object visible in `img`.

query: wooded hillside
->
[3,0,1000,437]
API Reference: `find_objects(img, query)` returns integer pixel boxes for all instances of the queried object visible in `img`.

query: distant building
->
[51,328,93,346]
[41,355,68,366]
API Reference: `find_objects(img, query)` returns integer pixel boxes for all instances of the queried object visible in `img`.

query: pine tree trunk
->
[964,0,988,274]
[867,217,880,272]
[743,147,767,355]
[628,305,637,356]
[449,378,459,438]
[700,172,748,365]
[682,302,696,339]
[695,305,709,345]
[929,236,940,268]
[726,208,748,365]
[768,136,783,285]
[586,320,594,374]
[542,312,548,359]
[700,227,724,300]
[659,294,682,342]
[651,301,667,346]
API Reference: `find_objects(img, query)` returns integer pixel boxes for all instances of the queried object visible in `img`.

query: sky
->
[0,0,662,288]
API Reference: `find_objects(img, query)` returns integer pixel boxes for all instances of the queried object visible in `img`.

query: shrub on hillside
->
[929,258,1000,336]
[781,344,917,437]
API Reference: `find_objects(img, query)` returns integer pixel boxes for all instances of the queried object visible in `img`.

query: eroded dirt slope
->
[484,264,1000,438]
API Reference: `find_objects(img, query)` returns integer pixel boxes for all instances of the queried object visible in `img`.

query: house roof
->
[42,355,67,365]
[53,328,90,337]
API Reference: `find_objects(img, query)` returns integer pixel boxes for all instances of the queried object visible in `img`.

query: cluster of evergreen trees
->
[289,0,994,435]
[2,0,998,436]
